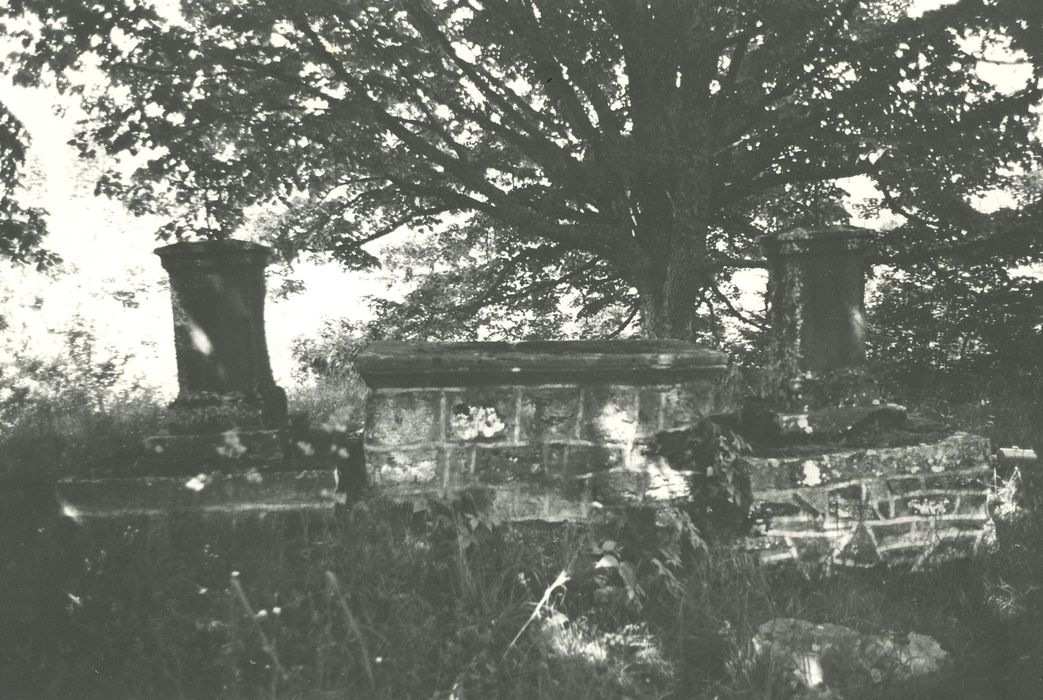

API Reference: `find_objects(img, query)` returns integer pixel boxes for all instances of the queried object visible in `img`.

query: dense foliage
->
[0,100,53,268]
[870,263,1042,384]
[2,0,1040,339]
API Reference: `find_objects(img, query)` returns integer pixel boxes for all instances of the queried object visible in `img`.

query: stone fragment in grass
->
[753,618,949,696]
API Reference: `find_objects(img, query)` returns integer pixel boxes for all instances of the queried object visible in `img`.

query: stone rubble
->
[753,617,950,698]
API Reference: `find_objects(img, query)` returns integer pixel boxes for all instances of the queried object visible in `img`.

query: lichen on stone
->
[799,460,823,487]
[451,404,507,440]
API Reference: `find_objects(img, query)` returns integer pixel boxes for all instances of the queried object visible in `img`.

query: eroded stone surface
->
[582,386,639,444]
[366,391,441,446]
[744,432,994,568]
[446,388,515,441]
[520,387,581,441]
[366,447,441,494]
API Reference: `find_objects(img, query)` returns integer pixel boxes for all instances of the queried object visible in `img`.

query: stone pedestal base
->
[741,403,908,442]
[165,389,288,434]
[141,429,288,474]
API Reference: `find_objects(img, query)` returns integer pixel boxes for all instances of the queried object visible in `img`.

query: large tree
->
[2,0,1041,339]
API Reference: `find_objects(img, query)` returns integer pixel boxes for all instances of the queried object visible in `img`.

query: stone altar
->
[356,339,728,519]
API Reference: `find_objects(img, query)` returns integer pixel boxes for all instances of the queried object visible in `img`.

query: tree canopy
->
[0,97,52,268]
[2,0,1041,339]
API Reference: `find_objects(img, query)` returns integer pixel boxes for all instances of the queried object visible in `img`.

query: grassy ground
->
[1,478,1043,699]
[0,369,1039,698]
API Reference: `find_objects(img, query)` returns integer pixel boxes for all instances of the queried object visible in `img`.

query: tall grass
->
[0,370,367,482]
[871,363,1041,450]
[284,370,369,434]
[3,483,1043,699]
[0,498,684,698]
[0,396,165,480]
[0,355,1039,697]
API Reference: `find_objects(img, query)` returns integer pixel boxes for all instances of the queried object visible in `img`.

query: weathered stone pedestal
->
[761,227,875,389]
[356,340,728,520]
[56,240,336,519]
[145,240,288,470]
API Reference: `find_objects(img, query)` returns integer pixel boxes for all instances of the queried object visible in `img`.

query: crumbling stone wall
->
[356,340,728,520]
[355,339,996,570]
[744,432,993,568]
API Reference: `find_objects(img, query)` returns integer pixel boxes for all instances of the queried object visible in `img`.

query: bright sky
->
[0,77,387,397]
[0,0,1036,400]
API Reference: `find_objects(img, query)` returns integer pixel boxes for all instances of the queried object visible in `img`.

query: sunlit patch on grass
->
[986,576,1040,620]
[537,611,608,663]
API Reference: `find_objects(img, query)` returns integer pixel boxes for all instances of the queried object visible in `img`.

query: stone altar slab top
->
[356,339,728,388]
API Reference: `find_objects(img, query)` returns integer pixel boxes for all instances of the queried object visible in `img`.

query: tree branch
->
[603,303,640,339]
[711,284,768,330]
[331,204,457,258]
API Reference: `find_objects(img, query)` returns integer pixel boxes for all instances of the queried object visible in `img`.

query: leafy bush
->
[643,419,754,536]
[868,263,1041,384]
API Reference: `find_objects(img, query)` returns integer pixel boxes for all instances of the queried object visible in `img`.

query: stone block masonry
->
[356,340,728,520]
[742,432,995,568]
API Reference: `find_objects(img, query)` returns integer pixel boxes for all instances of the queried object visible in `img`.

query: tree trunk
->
[635,240,706,341]
[611,1,716,342]
[630,162,713,342]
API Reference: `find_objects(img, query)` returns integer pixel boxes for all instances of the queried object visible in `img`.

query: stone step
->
[55,469,340,520]
[741,513,992,569]
[141,430,287,472]
[997,447,1038,467]
[745,432,991,492]
[742,431,994,570]
[770,404,907,439]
